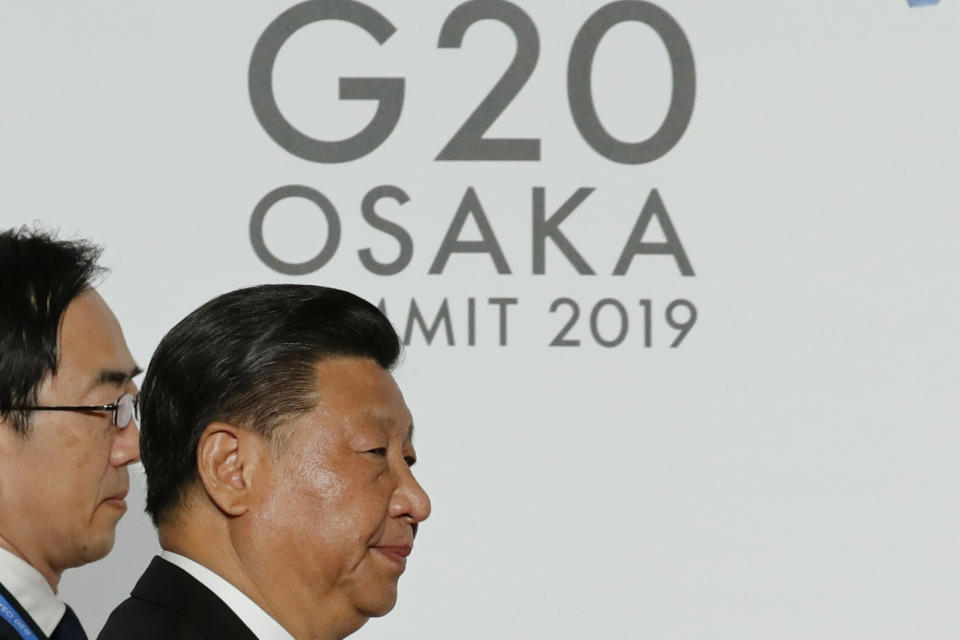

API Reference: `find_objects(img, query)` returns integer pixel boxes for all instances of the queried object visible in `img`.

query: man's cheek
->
[282,445,346,497]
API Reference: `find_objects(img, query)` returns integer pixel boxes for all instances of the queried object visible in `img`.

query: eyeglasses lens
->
[116,394,138,428]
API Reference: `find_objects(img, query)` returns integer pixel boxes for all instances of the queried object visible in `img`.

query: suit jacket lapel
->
[131,557,258,640]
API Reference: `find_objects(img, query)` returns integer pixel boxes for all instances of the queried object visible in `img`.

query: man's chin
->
[75,528,117,566]
[357,586,399,619]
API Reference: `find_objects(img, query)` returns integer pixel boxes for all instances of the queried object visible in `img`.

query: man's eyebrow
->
[91,365,143,389]
[368,412,415,441]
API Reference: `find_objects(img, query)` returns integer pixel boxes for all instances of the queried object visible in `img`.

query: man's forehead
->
[310,358,413,438]
[59,291,122,347]
[51,289,139,394]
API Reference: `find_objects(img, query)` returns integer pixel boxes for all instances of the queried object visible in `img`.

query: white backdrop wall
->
[2,1,959,637]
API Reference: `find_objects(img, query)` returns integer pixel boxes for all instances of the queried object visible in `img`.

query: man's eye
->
[367,447,388,456]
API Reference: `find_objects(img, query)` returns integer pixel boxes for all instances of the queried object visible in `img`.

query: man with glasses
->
[0,228,141,640]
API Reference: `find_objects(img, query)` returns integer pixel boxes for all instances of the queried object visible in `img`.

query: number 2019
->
[550,298,697,348]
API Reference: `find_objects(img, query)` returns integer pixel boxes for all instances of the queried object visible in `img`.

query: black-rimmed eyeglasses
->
[8,393,139,428]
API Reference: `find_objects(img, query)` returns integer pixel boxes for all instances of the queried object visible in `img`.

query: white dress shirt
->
[159,551,294,640]
[0,546,66,637]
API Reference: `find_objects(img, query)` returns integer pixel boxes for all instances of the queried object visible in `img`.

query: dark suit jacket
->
[97,557,258,640]
[0,579,48,640]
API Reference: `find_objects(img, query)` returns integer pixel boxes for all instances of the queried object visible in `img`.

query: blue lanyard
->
[0,590,37,639]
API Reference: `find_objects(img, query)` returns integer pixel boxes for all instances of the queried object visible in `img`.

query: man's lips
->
[373,545,412,568]
[102,490,128,509]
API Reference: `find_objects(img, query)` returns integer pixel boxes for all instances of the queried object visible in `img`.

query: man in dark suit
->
[99,285,431,640]
[0,228,142,640]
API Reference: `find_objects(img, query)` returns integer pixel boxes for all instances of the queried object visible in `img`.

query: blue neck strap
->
[0,590,37,639]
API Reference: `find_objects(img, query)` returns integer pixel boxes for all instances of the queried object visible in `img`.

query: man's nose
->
[389,467,432,524]
[111,415,141,466]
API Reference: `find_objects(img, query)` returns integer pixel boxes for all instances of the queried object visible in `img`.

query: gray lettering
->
[429,188,511,274]
[358,185,413,275]
[467,297,477,346]
[250,185,341,275]
[404,299,455,345]
[613,189,693,275]
[437,0,540,161]
[532,187,595,275]
[488,297,518,346]
[590,298,629,347]
[249,0,404,163]
[568,1,696,164]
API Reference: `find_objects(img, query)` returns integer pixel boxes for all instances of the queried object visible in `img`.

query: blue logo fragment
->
[907,0,939,6]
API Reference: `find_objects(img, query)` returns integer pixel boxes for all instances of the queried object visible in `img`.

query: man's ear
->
[196,423,269,517]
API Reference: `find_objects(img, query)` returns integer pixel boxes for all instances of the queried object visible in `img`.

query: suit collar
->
[158,552,293,639]
[131,557,259,640]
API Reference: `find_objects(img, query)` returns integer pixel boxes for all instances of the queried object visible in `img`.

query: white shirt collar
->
[160,550,294,640]
[0,547,66,637]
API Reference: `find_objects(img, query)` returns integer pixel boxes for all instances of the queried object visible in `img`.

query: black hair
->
[0,227,104,435]
[140,284,401,526]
